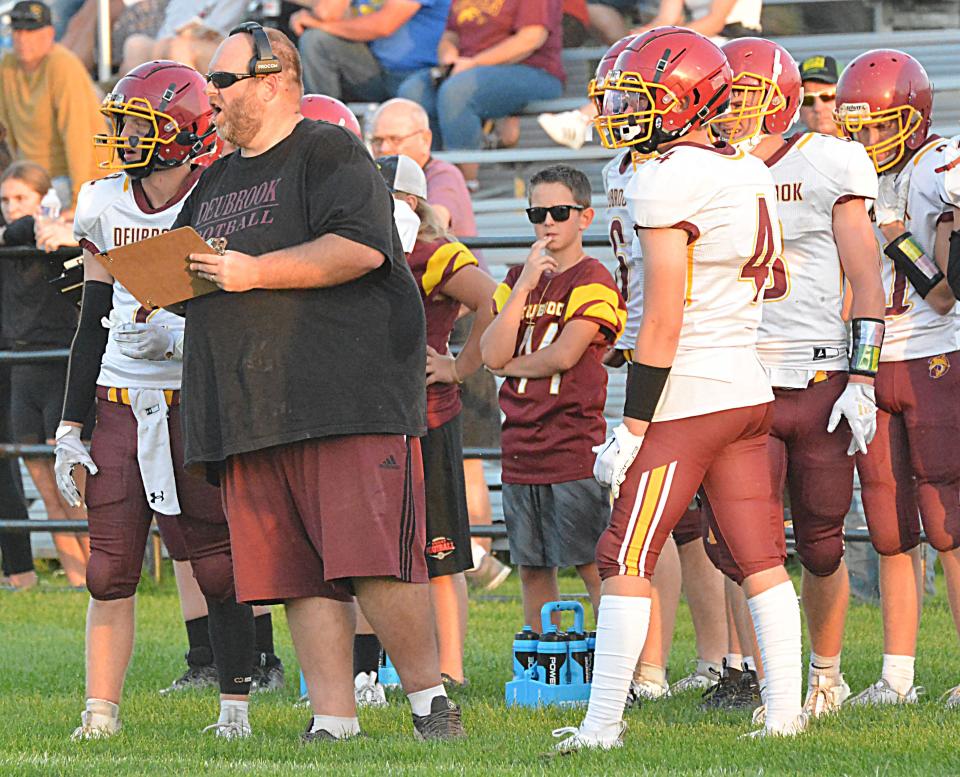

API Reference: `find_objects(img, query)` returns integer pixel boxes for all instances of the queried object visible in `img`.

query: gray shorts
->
[502,478,611,568]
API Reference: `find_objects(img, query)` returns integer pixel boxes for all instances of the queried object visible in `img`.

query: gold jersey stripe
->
[623,463,669,575]
[565,282,626,333]
[492,282,513,313]
[421,241,478,297]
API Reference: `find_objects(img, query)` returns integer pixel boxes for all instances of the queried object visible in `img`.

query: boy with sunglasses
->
[480,164,625,630]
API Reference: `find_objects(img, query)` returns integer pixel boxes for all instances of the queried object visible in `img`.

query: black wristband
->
[849,317,885,377]
[948,231,960,299]
[884,231,944,298]
[623,361,671,422]
[62,280,112,423]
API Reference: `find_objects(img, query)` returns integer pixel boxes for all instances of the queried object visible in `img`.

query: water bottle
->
[567,629,589,685]
[38,187,61,228]
[512,626,539,679]
[536,627,569,685]
[585,631,596,684]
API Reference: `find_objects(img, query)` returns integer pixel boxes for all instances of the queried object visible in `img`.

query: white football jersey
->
[758,133,878,384]
[74,172,197,390]
[876,136,955,362]
[602,149,646,350]
[626,142,778,421]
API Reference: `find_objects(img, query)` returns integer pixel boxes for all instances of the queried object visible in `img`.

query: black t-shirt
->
[173,119,426,468]
[1,252,77,348]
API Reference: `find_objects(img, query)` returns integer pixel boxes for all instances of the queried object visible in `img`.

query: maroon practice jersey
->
[493,257,626,484]
[407,238,479,429]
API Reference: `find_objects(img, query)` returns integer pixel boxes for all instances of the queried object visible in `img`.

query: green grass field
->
[2,562,960,776]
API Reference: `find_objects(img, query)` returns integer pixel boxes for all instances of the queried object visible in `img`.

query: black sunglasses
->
[525,205,584,224]
[204,71,260,89]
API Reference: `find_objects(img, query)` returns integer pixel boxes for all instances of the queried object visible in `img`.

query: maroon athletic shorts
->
[672,504,703,547]
[222,434,428,605]
[596,403,785,583]
[856,352,960,555]
[85,394,232,601]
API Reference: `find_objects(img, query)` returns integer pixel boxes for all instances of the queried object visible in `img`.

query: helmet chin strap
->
[735,132,767,152]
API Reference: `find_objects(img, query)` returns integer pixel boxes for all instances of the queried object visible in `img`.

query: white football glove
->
[113,322,179,361]
[592,423,645,500]
[874,170,910,227]
[827,382,877,456]
[54,424,98,507]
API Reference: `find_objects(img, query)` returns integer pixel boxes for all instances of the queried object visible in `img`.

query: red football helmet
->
[587,35,636,115]
[834,49,932,173]
[96,60,216,177]
[300,94,362,139]
[710,37,802,144]
[595,27,732,152]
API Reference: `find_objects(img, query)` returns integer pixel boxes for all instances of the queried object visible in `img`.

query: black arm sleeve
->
[61,280,112,423]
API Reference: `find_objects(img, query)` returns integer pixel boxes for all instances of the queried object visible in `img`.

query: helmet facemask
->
[594,71,680,152]
[834,102,924,172]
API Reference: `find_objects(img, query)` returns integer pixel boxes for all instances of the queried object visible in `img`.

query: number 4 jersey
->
[493,258,626,484]
[625,141,779,421]
[758,132,878,383]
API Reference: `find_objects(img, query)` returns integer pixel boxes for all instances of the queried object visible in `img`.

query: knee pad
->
[796,535,844,577]
[190,553,236,603]
[85,552,138,601]
[870,532,918,557]
[702,535,744,584]
[921,525,960,553]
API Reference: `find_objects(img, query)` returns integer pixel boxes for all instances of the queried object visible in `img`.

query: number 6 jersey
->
[492,258,626,484]
[625,142,779,421]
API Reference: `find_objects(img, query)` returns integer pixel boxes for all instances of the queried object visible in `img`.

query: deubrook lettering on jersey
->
[113,226,166,246]
[524,301,565,320]
[607,188,626,207]
[776,182,803,202]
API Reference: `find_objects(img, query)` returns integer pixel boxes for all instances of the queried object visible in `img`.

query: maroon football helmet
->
[96,60,216,177]
[300,94,362,139]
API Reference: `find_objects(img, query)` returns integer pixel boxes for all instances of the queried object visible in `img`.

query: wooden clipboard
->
[94,226,221,309]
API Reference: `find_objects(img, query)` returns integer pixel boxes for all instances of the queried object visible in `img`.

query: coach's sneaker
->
[551,722,626,755]
[743,711,808,739]
[846,678,922,707]
[354,671,388,708]
[466,553,512,591]
[625,678,669,709]
[300,719,361,744]
[803,674,850,717]
[251,652,285,692]
[412,695,465,740]
[71,699,121,741]
[159,655,218,695]
[699,659,742,710]
[942,684,960,708]
[670,662,719,696]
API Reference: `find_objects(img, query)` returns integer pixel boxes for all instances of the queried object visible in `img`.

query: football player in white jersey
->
[709,37,885,717]
[552,28,804,753]
[835,50,960,707]
[55,61,262,739]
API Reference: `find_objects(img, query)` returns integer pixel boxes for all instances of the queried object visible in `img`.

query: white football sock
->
[809,652,841,685]
[84,698,119,729]
[218,699,249,726]
[407,685,446,717]
[471,541,487,568]
[697,659,720,678]
[747,581,802,730]
[743,655,757,673]
[725,652,743,670]
[580,595,651,737]
[636,661,667,687]
[310,715,360,738]
[881,654,915,695]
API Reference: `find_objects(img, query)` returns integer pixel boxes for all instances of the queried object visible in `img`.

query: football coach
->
[175,22,464,742]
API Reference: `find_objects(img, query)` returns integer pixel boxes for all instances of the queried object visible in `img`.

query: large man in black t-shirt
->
[177,25,463,742]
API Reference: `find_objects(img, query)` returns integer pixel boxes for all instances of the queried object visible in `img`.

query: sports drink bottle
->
[512,626,539,678]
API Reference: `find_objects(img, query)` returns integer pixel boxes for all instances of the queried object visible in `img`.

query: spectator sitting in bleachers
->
[117,0,246,76]
[398,0,565,190]
[293,0,451,101]
[797,54,840,136]
[0,160,87,588]
[60,0,168,77]
[0,1,106,209]
[539,0,762,149]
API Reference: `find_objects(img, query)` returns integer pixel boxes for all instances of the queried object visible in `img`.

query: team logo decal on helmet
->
[709,37,802,146]
[96,60,217,178]
[594,27,732,153]
[834,49,932,173]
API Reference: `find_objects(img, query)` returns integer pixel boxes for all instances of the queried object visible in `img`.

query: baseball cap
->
[800,55,840,85]
[376,154,427,200]
[8,1,52,30]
